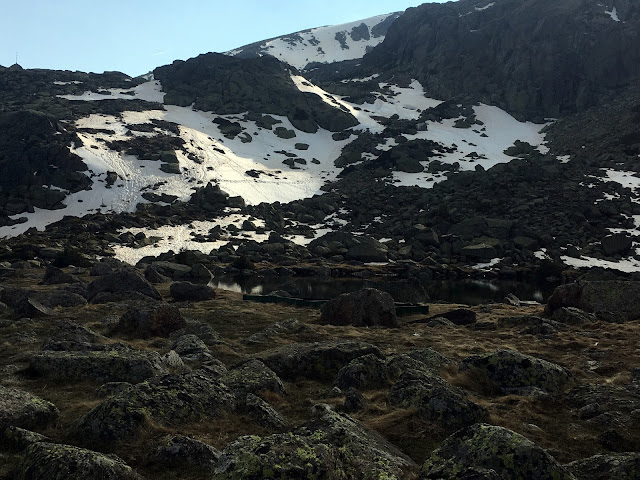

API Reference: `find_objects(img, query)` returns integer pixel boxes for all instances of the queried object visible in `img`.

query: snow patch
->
[605,7,620,22]
[58,80,165,103]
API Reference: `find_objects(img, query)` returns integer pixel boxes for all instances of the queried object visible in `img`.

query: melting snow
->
[605,7,620,22]
[58,80,165,103]
[475,2,495,11]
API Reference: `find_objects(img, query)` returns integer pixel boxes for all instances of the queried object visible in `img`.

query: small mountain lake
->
[210,276,558,306]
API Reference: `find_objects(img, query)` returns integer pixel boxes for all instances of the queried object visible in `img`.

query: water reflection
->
[210,276,556,305]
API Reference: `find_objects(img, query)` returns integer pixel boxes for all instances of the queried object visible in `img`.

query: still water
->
[210,276,557,305]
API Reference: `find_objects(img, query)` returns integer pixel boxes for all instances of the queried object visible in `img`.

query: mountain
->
[0,0,639,278]
[227,13,401,70]
[364,0,640,120]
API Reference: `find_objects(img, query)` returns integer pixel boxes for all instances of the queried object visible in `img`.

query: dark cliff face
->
[153,53,358,133]
[365,0,640,120]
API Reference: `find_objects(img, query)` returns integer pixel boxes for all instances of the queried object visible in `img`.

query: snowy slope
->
[226,13,401,70]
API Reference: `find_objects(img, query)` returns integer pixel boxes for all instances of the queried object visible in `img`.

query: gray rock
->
[421,424,576,480]
[29,349,166,383]
[566,453,640,480]
[320,288,398,328]
[254,340,383,381]
[243,393,289,429]
[2,426,49,451]
[87,270,162,303]
[545,281,640,322]
[551,307,597,325]
[214,406,415,479]
[335,353,389,391]
[601,233,633,256]
[144,435,220,471]
[14,442,142,480]
[74,371,236,446]
[117,303,186,338]
[460,349,575,395]
[169,281,215,302]
[343,387,367,413]
[41,266,81,285]
[0,386,58,432]
[221,359,286,398]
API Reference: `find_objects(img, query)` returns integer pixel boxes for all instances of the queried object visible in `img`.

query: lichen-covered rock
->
[545,281,640,322]
[551,307,597,326]
[214,405,416,479]
[0,386,58,432]
[343,387,367,413]
[243,393,290,430]
[387,348,451,379]
[460,349,574,395]
[254,340,383,381]
[74,371,236,445]
[14,442,142,480]
[116,303,186,338]
[421,424,576,480]
[41,266,81,285]
[29,350,166,383]
[221,359,286,398]
[2,426,49,451]
[389,369,488,430]
[169,281,216,302]
[144,435,220,471]
[87,270,162,303]
[243,318,307,344]
[319,288,398,328]
[335,353,389,391]
[565,453,640,480]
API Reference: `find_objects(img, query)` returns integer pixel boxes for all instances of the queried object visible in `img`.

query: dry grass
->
[2,267,640,473]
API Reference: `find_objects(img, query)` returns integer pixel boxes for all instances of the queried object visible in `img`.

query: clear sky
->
[1,1,448,77]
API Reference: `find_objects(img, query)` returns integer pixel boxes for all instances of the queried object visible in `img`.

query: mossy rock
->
[421,424,576,480]
[254,340,383,381]
[215,405,415,479]
[28,350,166,383]
[459,349,575,395]
[565,453,640,480]
[0,386,58,432]
[14,442,142,480]
[221,359,286,398]
[74,371,235,446]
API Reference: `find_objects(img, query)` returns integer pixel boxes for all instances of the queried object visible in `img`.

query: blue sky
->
[1,1,447,77]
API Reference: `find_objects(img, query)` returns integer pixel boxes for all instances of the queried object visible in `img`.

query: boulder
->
[545,281,640,322]
[14,442,142,480]
[420,424,576,480]
[386,348,452,380]
[214,405,415,479]
[601,233,633,256]
[345,238,389,263]
[0,386,58,432]
[254,340,383,381]
[376,277,429,304]
[221,359,286,398]
[41,266,81,285]
[242,393,290,430]
[335,353,389,391]
[116,303,186,338]
[460,349,574,395]
[144,435,220,471]
[565,453,640,480]
[343,387,367,413]
[172,334,210,361]
[169,281,215,302]
[2,426,49,451]
[389,369,488,430]
[74,371,236,445]
[551,307,597,326]
[28,350,166,383]
[87,270,162,303]
[461,243,498,260]
[320,288,398,328]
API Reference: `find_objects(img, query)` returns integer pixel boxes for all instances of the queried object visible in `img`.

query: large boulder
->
[254,340,383,381]
[14,442,142,480]
[0,386,58,432]
[214,405,415,479]
[169,281,215,302]
[221,359,286,398]
[116,303,186,338]
[460,349,574,395]
[335,353,389,391]
[389,369,488,430]
[319,288,398,328]
[74,371,236,445]
[144,435,220,472]
[28,349,166,383]
[545,281,640,322]
[420,424,576,480]
[601,233,633,256]
[87,270,162,303]
[565,453,640,480]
